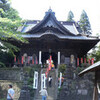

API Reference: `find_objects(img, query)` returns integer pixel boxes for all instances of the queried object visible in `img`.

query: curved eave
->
[22,34,100,41]
[79,61,100,76]
[26,12,75,36]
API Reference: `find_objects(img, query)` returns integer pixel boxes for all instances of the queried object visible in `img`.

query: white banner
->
[41,74,46,90]
[59,72,62,88]
[33,71,38,89]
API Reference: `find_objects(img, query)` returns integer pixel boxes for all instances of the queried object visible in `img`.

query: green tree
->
[91,44,100,62]
[0,0,10,17]
[67,11,74,22]
[4,7,22,21]
[79,10,91,34]
[0,0,26,52]
[0,0,27,66]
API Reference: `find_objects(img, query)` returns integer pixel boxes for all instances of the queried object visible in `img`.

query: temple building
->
[15,9,99,67]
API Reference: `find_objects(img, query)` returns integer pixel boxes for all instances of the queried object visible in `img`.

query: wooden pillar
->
[39,51,42,64]
[58,51,60,65]
[93,71,98,100]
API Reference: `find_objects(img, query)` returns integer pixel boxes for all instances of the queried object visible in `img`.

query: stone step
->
[34,68,57,100]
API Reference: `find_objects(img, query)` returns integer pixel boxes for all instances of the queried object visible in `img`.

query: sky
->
[11,0,100,35]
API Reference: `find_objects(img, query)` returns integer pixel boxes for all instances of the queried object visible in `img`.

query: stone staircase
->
[34,68,58,100]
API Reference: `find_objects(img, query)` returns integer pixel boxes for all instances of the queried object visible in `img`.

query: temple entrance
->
[42,52,57,68]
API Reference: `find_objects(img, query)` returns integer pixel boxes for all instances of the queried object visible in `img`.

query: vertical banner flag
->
[45,72,48,78]
[84,58,87,63]
[91,58,94,65]
[21,56,24,64]
[59,72,62,88]
[33,71,38,89]
[81,58,83,63]
[32,58,34,64]
[41,74,46,90]
[77,58,79,66]
[36,57,38,64]
[88,59,90,65]
[49,60,51,71]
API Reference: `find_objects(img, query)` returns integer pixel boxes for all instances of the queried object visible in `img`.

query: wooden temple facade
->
[15,9,99,67]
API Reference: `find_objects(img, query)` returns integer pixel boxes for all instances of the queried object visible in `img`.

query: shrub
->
[0,62,6,68]
[58,64,66,76]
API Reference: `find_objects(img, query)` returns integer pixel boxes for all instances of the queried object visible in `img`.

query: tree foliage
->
[91,44,100,62]
[67,11,74,22]
[79,10,91,34]
[0,0,26,53]
[0,0,27,66]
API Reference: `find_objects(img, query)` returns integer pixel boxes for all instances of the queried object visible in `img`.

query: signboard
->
[33,71,38,89]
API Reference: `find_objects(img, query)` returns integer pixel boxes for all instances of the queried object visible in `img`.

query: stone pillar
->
[18,73,30,100]
[39,51,42,64]
[58,52,60,65]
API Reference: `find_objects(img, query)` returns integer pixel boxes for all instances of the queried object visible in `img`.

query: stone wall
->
[57,66,96,100]
[0,80,22,100]
[0,68,24,100]
[0,68,23,81]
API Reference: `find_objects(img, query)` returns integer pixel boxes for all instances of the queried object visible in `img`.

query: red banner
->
[77,58,79,66]
[45,72,48,78]
[36,57,38,64]
[91,58,94,65]
[84,58,87,63]
[32,58,34,64]
[81,58,83,63]
[88,59,90,65]
[21,56,24,64]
